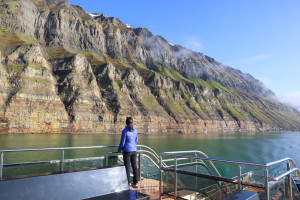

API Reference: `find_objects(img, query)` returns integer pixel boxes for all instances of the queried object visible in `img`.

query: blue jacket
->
[118,125,138,152]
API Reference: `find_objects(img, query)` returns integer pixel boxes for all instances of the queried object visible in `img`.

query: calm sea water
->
[0,132,299,178]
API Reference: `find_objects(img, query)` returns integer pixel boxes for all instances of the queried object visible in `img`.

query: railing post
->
[287,161,292,200]
[139,146,141,181]
[105,149,108,167]
[60,150,64,172]
[159,155,162,200]
[0,152,3,179]
[195,152,198,193]
[265,168,269,200]
[238,164,241,191]
[174,157,177,199]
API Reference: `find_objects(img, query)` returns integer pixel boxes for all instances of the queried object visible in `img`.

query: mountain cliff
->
[0,0,299,134]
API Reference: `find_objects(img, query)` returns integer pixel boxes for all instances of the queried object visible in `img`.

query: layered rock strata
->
[0,0,299,134]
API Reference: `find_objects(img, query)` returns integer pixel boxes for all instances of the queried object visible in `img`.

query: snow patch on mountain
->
[126,24,134,29]
[88,13,101,18]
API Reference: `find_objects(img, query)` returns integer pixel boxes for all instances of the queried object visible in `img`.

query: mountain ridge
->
[0,0,299,134]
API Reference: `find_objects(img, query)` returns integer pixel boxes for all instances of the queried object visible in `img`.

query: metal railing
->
[0,144,164,182]
[0,145,119,180]
[160,150,234,196]
[160,150,226,180]
[159,151,300,200]
[106,145,167,181]
[1,146,299,200]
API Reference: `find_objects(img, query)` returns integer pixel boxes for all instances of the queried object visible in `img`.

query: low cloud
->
[144,36,158,48]
[258,77,271,87]
[279,92,300,111]
[174,48,194,58]
[183,36,204,52]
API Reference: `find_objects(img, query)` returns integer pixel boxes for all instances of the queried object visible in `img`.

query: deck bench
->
[0,166,149,200]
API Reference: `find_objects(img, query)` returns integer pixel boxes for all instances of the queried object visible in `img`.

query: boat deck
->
[132,179,268,200]
[244,186,265,197]
[132,179,173,200]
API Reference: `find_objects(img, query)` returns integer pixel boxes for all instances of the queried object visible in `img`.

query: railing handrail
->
[0,145,168,180]
[266,157,293,167]
[0,145,121,180]
[107,150,160,163]
[161,151,225,176]
[107,149,168,167]
[0,145,119,153]
[1,146,298,170]
[159,150,300,200]
[1,147,294,169]
[141,154,160,169]
[161,152,299,170]
[137,145,160,159]
[160,152,266,167]
[160,150,234,194]
[273,168,299,181]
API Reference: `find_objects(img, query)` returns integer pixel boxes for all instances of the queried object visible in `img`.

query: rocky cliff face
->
[0,0,299,134]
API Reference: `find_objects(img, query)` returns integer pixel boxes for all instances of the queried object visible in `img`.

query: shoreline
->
[0,130,299,135]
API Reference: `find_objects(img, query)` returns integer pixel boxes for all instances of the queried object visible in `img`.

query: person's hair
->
[126,117,133,125]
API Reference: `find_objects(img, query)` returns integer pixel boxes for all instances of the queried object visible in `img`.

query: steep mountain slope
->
[0,0,299,133]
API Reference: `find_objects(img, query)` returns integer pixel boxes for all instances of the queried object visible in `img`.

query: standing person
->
[118,117,139,188]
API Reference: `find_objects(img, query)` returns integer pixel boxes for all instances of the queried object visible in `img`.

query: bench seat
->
[0,166,149,200]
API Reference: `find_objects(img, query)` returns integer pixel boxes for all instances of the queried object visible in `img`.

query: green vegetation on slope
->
[0,26,38,52]
[0,1,20,14]
[48,47,76,60]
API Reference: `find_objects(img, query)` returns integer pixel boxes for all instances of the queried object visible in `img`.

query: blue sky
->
[69,0,300,110]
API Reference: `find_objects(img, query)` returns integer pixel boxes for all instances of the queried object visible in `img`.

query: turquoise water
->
[0,132,300,179]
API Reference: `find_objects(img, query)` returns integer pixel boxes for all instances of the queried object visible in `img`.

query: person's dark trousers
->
[123,151,138,185]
